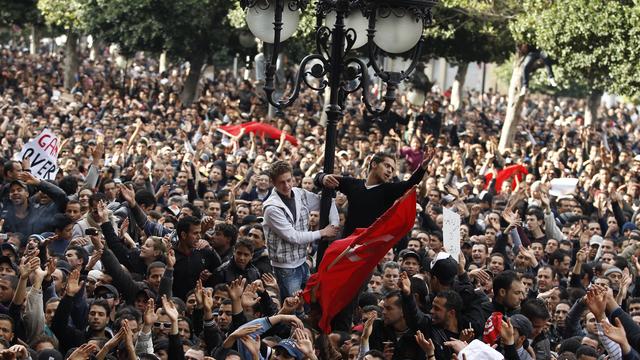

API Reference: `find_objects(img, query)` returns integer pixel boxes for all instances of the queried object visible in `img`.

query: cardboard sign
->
[443,207,461,261]
[18,128,60,180]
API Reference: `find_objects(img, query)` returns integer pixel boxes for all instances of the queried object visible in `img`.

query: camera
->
[85,228,99,236]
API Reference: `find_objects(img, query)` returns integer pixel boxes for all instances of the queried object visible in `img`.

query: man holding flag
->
[315,150,433,238]
[311,149,434,332]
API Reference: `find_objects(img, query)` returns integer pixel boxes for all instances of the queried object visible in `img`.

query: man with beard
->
[315,151,434,332]
[398,269,463,360]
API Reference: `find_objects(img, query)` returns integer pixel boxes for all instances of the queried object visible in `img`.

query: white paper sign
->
[18,128,60,180]
[549,178,579,197]
[443,207,461,261]
[459,340,504,360]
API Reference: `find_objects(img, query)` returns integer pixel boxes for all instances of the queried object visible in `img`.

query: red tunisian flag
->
[302,187,417,333]
[484,164,528,193]
[217,122,298,146]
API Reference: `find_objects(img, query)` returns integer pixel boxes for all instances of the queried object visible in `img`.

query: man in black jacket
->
[211,238,260,286]
[173,216,221,300]
[314,151,433,332]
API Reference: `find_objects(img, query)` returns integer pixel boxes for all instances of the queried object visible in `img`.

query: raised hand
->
[85,249,103,271]
[261,273,279,291]
[230,324,262,340]
[119,217,129,238]
[227,277,246,301]
[586,285,607,321]
[241,282,260,309]
[601,318,631,353]
[203,288,215,313]
[361,316,374,342]
[66,343,98,360]
[143,298,157,328]
[119,184,137,206]
[17,171,41,186]
[399,271,411,296]
[444,338,468,354]
[293,328,315,357]
[240,335,261,360]
[65,268,84,297]
[166,249,176,269]
[415,330,435,357]
[280,296,302,315]
[161,295,179,324]
[460,326,475,343]
[500,319,515,345]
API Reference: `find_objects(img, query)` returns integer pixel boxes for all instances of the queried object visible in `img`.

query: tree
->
[498,0,640,149]
[425,2,515,109]
[0,0,45,54]
[516,0,640,125]
[38,0,84,90]
[82,0,235,105]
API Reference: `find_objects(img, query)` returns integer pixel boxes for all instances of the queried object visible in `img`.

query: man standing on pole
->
[263,160,339,299]
[314,149,434,331]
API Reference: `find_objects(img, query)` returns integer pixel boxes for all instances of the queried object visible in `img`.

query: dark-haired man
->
[482,270,526,318]
[315,151,433,331]
[3,171,67,236]
[316,151,432,238]
[172,216,221,299]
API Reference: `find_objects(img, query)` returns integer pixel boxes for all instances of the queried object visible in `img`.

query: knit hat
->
[622,222,637,232]
[604,267,622,277]
[509,314,533,338]
[87,270,103,282]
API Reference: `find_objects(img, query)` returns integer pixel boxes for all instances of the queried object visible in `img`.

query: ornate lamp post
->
[242,0,436,262]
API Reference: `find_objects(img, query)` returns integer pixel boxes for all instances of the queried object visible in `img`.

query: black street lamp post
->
[241,0,436,263]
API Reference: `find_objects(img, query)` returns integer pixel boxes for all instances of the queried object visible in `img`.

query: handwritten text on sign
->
[19,129,60,180]
[443,207,461,262]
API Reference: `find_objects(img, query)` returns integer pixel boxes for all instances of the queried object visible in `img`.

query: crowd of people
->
[0,36,638,360]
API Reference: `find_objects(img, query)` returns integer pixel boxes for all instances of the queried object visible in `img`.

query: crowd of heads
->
[0,35,638,360]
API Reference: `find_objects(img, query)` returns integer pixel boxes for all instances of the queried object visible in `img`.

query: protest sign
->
[18,128,60,180]
[443,207,461,261]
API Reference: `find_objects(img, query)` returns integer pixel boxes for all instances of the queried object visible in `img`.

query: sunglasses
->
[154,322,172,329]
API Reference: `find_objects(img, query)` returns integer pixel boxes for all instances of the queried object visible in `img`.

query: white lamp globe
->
[373,10,423,54]
[325,10,369,49]
[246,0,301,43]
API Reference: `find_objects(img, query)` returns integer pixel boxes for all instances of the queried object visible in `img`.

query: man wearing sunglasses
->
[93,284,120,322]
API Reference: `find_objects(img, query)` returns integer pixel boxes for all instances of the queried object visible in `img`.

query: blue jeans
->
[273,262,310,300]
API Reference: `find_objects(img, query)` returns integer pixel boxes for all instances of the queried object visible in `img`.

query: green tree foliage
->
[425,0,518,64]
[511,0,640,97]
[0,0,41,27]
[37,0,84,31]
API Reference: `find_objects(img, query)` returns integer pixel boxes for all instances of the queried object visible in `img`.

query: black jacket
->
[173,245,221,300]
[211,258,261,286]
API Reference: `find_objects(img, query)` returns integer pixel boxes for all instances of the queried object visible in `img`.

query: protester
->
[0,36,638,360]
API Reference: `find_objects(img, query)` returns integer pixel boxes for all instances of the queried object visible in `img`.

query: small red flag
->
[217,122,298,146]
[302,187,417,333]
[484,164,528,193]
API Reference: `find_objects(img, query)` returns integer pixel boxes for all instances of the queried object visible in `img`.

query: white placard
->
[459,340,504,360]
[549,178,579,197]
[443,207,461,262]
[18,128,60,180]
